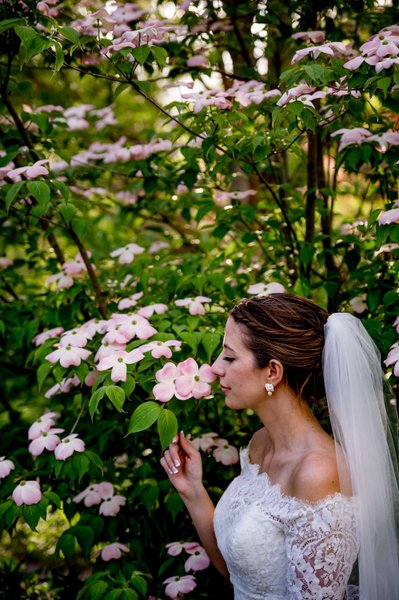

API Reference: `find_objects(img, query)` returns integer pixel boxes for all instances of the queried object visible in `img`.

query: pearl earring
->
[265,383,274,396]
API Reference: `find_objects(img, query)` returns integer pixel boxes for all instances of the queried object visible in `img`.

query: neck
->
[255,387,323,455]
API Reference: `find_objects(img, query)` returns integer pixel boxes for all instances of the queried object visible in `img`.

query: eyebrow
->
[223,343,236,353]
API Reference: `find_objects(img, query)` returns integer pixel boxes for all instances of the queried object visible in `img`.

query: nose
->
[211,353,224,377]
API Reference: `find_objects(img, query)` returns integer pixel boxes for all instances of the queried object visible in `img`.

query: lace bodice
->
[214,447,359,600]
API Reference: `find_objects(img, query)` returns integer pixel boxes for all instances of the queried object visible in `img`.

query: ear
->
[265,359,284,387]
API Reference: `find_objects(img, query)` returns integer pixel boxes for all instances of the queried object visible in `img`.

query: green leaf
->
[85,450,103,473]
[75,525,94,558]
[104,385,126,412]
[87,581,109,600]
[114,83,130,99]
[59,26,81,46]
[22,503,46,531]
[121,375,135,398]
[5,181,25,212]
[0,500,14,521]
[104,591,123,600]
[151,46,168,68]
[131,575,147,597]
[37,361,53,390]
[43,491,61,509]
[303,63,325,82]
[0,18,25,35]
[57,533,75,560]
[89,387,106,420]
[120,590,138,600]
[128,401,161,434]
[180,331,203,353]
[15,26,52,62]
[202,332,222,362]
[158,409,178,450]
[131,45,151,65]
[134,80,151,95]
[27,181,51,207]
[54,42,64,72]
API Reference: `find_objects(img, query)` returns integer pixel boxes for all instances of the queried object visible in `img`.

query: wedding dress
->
[214,447,359,600]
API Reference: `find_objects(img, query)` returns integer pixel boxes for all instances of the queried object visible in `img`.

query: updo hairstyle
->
[230,293,328,403]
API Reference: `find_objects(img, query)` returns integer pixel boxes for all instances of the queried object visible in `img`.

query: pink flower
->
[45,344,91,368]
[62,252,88,276]
[45,375,80,398]
[166,541,199,556]
[94,342,127,362]
[96,348,144,382]
[0,456,15,479]
[47,272,74,289]
[28,428,64,456]
[153,362,181,402]
[175,358,216,400]
[101,542,129,561]
[331,127,373,151]
[291,42,348,63]
[7,159,49,180]
[384,343,399,376]
[137,303,169,318]
[186,55,209,68]
[191,432,219,451]
[99,494,126,516]
[28,412,60,440]
[117,292,144,310]
[175,296,212,316]
[12,481,42,506]
[140,339,182,359]
[292,31,325,43]
[247,282,285,295]
[212,439,239,465]
[54,434,85,460]
[59,328,92,347]
[74,482,114,507]
[349,297,367,314]
[378,208,399,225]
[163,575,197,598]
[110,243,145,264]
[111,313,157,341]
[0,257,13,268]
[184,545,210,572]
[33,327,64,346]
[343,55,365,70]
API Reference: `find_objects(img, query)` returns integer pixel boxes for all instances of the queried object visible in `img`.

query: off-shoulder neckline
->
[240,446,356,507]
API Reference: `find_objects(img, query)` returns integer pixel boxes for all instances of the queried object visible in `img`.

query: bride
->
[161,293,399,599]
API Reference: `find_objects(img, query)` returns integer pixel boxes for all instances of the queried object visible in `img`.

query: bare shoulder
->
[291,450,342,503]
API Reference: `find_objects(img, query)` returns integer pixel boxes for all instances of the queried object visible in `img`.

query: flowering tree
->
[1,0,399,598]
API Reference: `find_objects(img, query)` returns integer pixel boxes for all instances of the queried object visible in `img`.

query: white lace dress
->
[214,447,359,600]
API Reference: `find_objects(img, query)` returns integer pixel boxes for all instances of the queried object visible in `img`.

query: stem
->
[67,225,108,319]
[70,395,88,435]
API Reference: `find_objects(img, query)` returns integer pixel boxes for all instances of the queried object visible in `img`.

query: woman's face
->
[212,317,269,411]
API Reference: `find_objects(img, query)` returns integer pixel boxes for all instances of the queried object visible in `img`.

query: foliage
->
[0,0,399,598]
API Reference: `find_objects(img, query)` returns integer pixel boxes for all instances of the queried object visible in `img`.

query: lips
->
[221,385,231,393]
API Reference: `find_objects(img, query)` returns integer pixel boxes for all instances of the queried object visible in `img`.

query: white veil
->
[322,313,399,600]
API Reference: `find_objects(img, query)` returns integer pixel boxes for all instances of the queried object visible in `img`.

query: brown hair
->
[230,293,328,402]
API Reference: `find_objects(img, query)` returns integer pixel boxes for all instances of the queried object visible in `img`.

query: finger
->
[160,455,178,477]
[163,450,179,475]
[168,439,182,469]
[178,431,197,457]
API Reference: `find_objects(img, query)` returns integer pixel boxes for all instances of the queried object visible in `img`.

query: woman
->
[161,293,399,599]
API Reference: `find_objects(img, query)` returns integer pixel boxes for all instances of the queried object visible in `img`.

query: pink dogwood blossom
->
[54,434,85,460]
[12,481,42,506]
[378,207,399,225]
[140,339,181,359]
[191,432,219,451]
[74,482,114,507]
[117,292,144,310]
[110,313,157,341]
[33,327,64,346]
[184,545,210,572]
[175,358,216,400]
[7,159,49,180]
[186,55,209,68]
[137,303,169,318]
[29,428,64,456]
[0,457,15,479]
[28,412,60,440]
[99,494,126,516]
[175,296,212,315]
[166,541,200,556]
[163,575,197,598]
[94,341,127,362]
[384,343,399,376]
[213,439,239,465]
[59,328,92,347]
[47,272,74,289]
[292,31,325,44]
[291,42,348,63]
[349,297,367,314]
[46,344,91,368]
[96,348,144,382]
[101,542,129,561]
[247,282,285,295]
[110,243,145,264]
[153,362,182,402]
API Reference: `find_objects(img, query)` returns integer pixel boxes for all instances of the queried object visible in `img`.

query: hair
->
[230,293,329,403]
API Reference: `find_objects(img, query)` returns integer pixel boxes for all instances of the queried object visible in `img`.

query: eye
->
[223,357,235,363]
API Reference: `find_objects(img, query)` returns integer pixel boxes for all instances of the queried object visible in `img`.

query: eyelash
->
[223,357,235,363]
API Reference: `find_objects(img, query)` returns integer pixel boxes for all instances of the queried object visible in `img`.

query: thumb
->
[179,431,197,456]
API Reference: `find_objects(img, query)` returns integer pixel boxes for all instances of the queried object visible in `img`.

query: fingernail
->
[180,430,185,437]
[172,467,178,474]
[174,459,180,468]
[172,435,178,443]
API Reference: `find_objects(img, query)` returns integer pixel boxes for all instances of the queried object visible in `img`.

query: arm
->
[161,431,230,580]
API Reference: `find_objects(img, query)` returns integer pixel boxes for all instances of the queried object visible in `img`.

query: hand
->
[160,431,203,500]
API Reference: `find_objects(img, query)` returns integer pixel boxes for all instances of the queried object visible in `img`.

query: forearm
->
[181,486,230,581]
